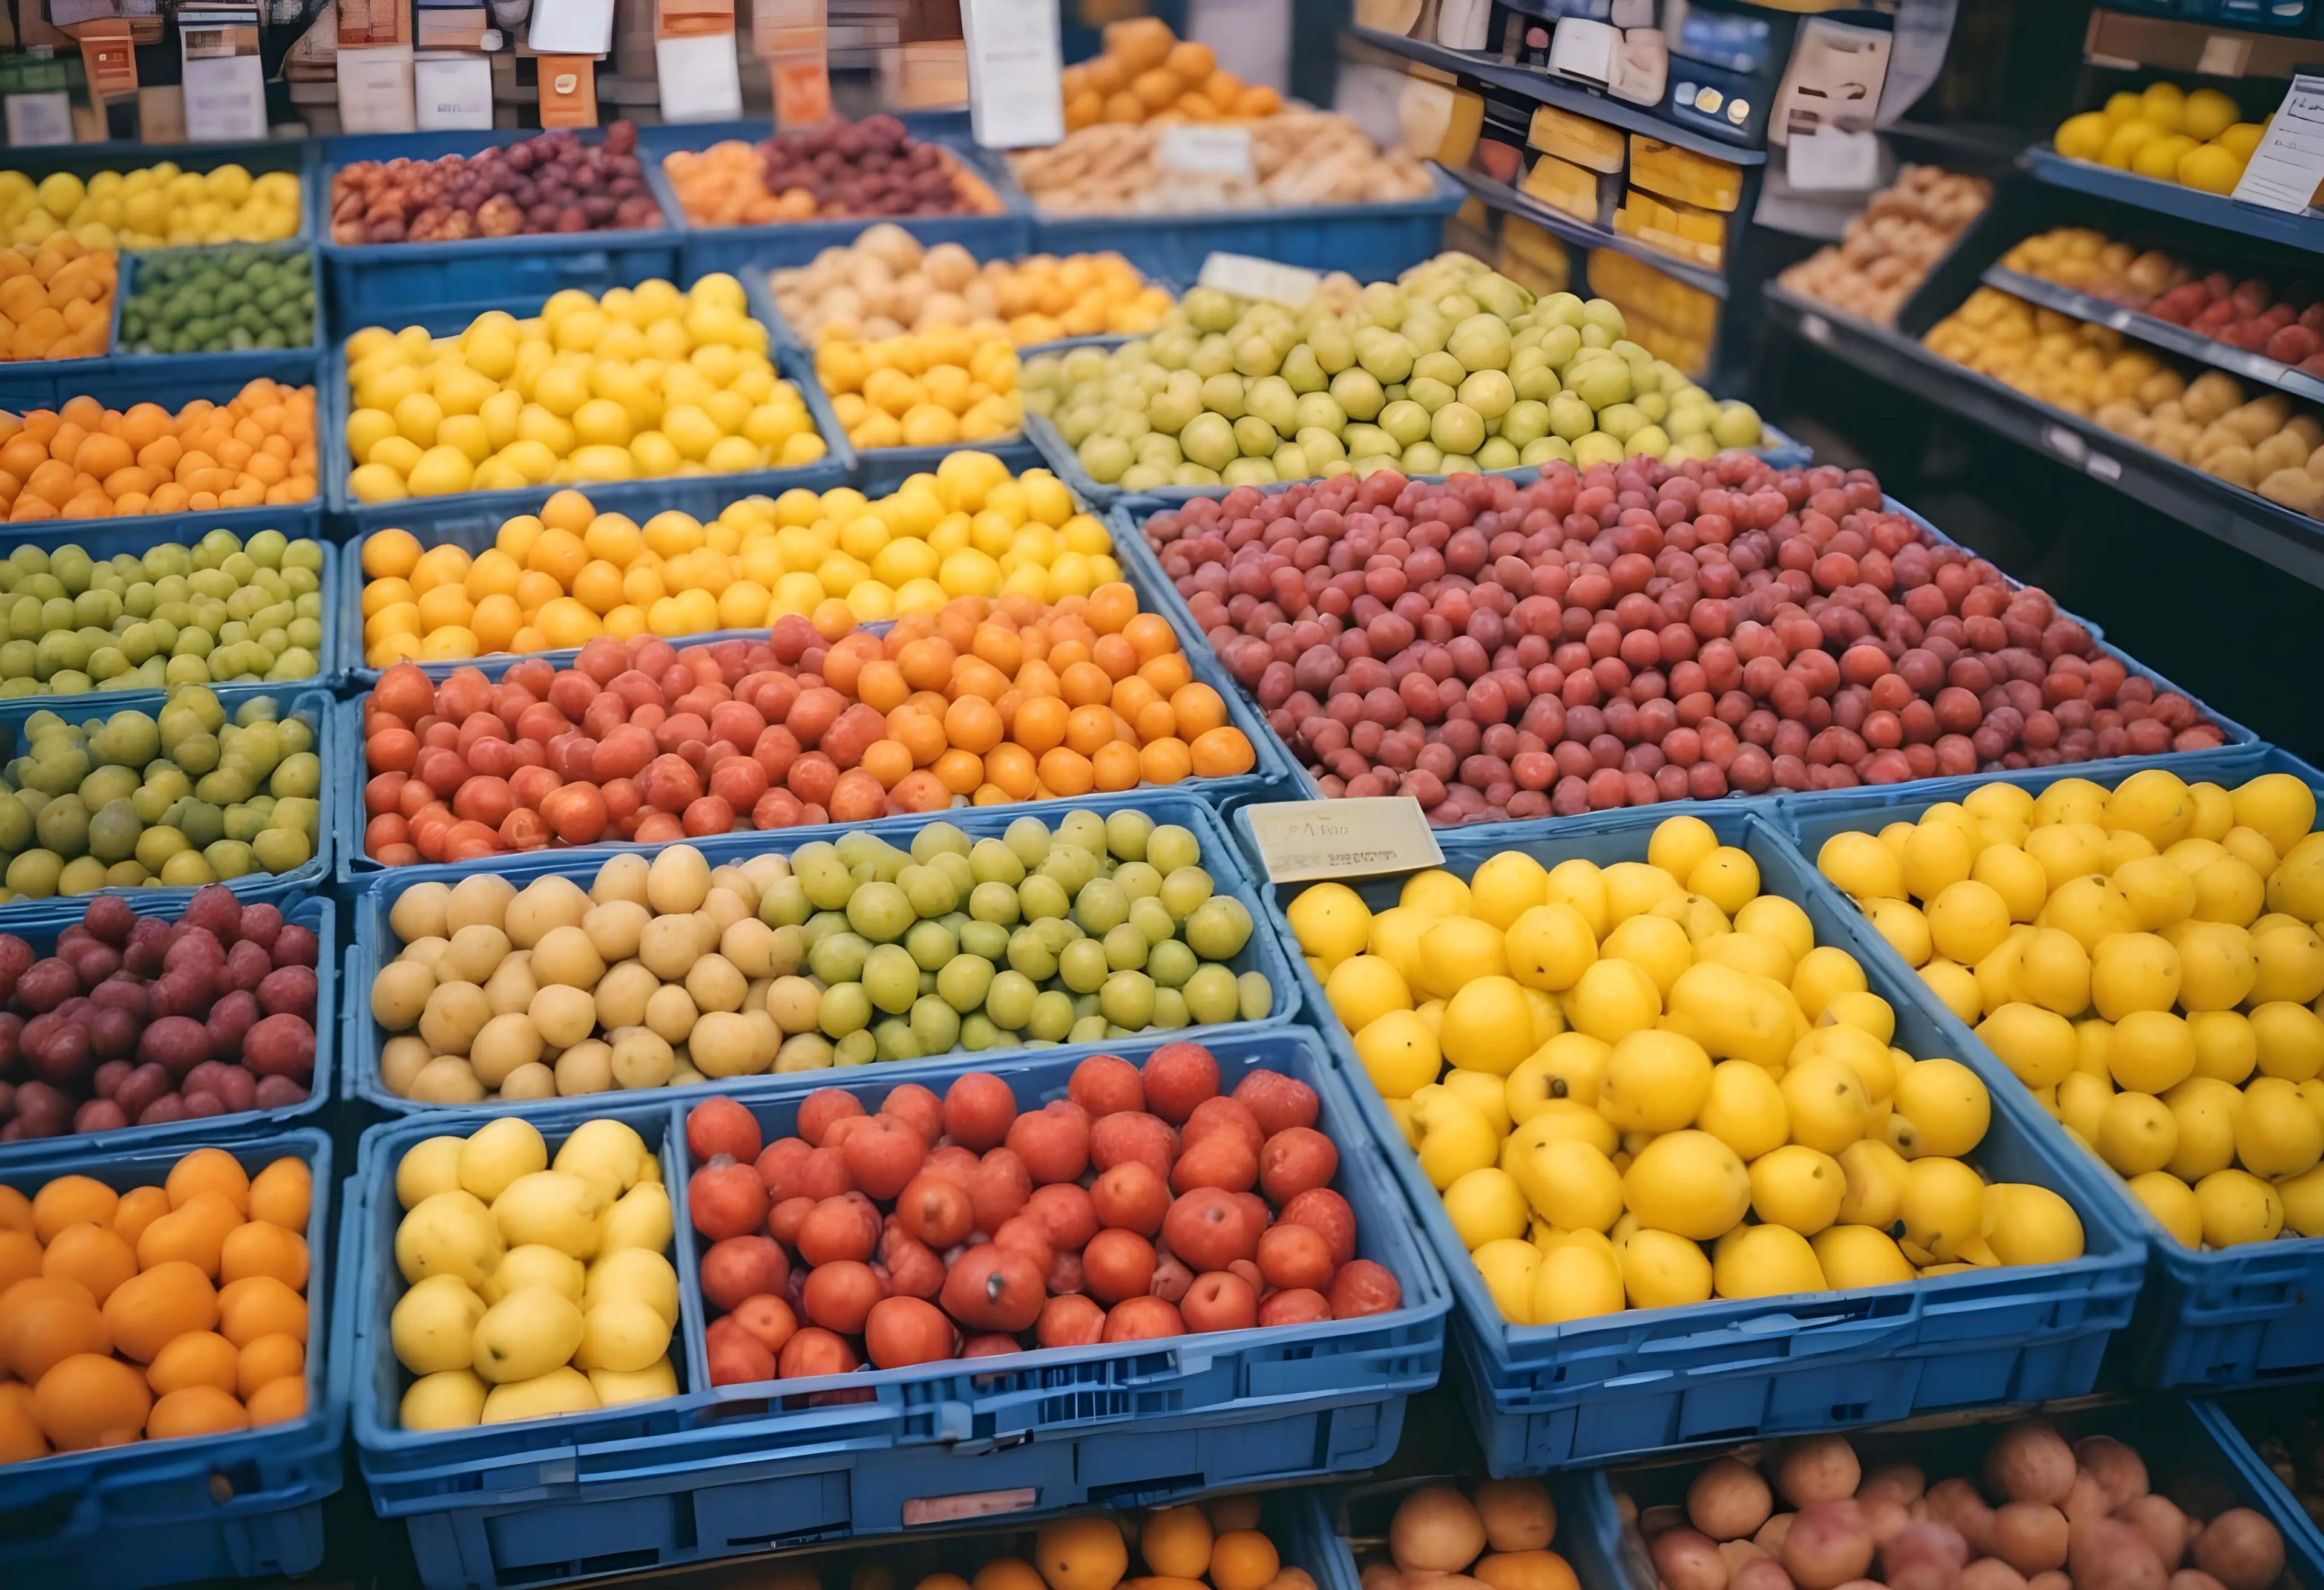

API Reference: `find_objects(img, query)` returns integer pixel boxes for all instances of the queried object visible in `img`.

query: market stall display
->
[329,124,660,245]
[1,379,318,520]
[0,240,114,364]
[0,162,299,250]
[1009,111,1436,218]
[767,229,1173,347]
[660,119,1005,229]
[1777,167,1993,329]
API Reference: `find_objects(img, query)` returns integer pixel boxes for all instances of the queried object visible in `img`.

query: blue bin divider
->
[109,241,324,391]
[338,1034,1444,1590]
[317,128,686,331]
[638,115,1036,286]
[0,1128,340,1589]
[1782,747,2324,1390]
[324,290,857,535]
[1561,1398,2324,1590]
[0,892,335,1166]
[0,518,335,712]
[1024,162,1466,288]
[1243,803,2145,1471]
[0,685,335,934]
[2204,1390,2324,1572]
[341,788,1299,1116]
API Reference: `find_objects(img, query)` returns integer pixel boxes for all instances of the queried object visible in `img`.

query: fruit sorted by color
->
[660,117,1003,228]
[0,163,299,251]
[1292,814,2084,1324]
[0,379,318,521]
[815,326,1022,451]
[2053,82,2261,194]
[0,687,320,900]
[0,238,113,362]
[1819,768,2324,1248]
[357,453,1119,665]
[388,1115,677,1429]
[370,810,1270,1083]
[340,275,824,504]
[687,1044,1396,1382]
[328,123,657,246]
[122,247,313,356]
[873,1499,1308,1590]
[1060,16,1280,129]
[0,528,325,697]
[0,1147,313,1463]
[1368,1479,1572,1590]
[769,227,1172,347]
[0,885,320,1142]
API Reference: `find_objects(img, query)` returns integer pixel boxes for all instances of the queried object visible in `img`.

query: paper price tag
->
[1785,125,1879,192]
[1157,123,1252,180]
[4,92,73,146]
[2198,33,2253,79]
[961,0,1062,149]
[1798,311,1833,347]
[656,32,743,121]
[338,44,416,133]
[769,48,832,127]
[2043,424,2087,465]
[181,28,267,142]
[1245,798,1444,885]
[1196,252,1322,309]
[2233,75,2324,216]
[414,53,493,128]
[2086,453,2122,484]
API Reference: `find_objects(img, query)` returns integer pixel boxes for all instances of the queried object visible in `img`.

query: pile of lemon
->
[342,275,827,503]
[359,451,1118,661]
[814,329,1022,452]
[1817,770,2323,1251]
[1285,816,2081,1329]
[0,164,300,251]
[2053,82,2264,195]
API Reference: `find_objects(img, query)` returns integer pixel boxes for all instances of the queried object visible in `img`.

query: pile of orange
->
[1061,18,1284,131]
[827,587,1259,806]
[0,1148,313,1462]
[0,378,318,522]
[0,238,114,362]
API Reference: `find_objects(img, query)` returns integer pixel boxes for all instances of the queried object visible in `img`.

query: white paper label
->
[414,53,493,129]
[1157,123,1252,180]
[1245,797,1445,884]
[2196,33,2253,79]
[2086,453,2122,483]
[1196,251,1322,309]
[182,51,266,141]
[1786,125,1880,192]
[2233,74,2324,215]
[2044,424,2086,465]
[337,45,416,134]
[961,0,1063,149]
[655,31,744,121]
[4,93,73,146]
[1798,310,1834,345]
[530,0,618,56]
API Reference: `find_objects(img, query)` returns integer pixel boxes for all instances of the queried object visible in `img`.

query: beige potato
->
[592,853,649,906]
[686,955,746,1015]
[645,984,698,1045]
[390,883,453,944]
[505,876,591,948]
[531,984,599,1049]
[484,953,540,1018]
[708,865,760,911]
[775,1032,835,1071]
[594,961,660,1030]
[445,923,513,986]
[555,1041,615,1096]
[470,1012,545,1087]
[583,901,650,964]
[373,960,439,1029]
[401,936,453,979]
[609,1028,675,1090]
[419,982,492,1055]
[743,1009,783,1070]
[689,1011,761,1079]
[721,919,778,979]
[701,887,750,935]
[638,915,703,981]
[447,875,517,935]
[766,925,806,978]
[381,1035,434,1096]
[410,1056,486,1104]
[533,925,608,990]
[767,975,821,1032]
[500,1062,558,1101]
[646,847,711,915]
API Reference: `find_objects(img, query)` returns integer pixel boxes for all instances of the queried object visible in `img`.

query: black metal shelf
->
[1765,281,2324,590]
[1983,265,2324,405]
[2022,147,2324,254]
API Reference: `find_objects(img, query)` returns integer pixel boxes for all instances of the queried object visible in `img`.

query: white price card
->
[2086,453,2122,484]
[1244,797,1444,885]
[4,92,73,146]
[961,0,1063,149]
[1196,252,1322,309]
[182,50,266,142]
[1785,125,1880,192]
[1797,310,1834,346]
[2234,74,2324,215]
[2043,424,2087,465]
[1157,123,1253,180]
[337,45,416,134]
[529,0,618,56]
[414,52,493,129]
[655,32,744,122]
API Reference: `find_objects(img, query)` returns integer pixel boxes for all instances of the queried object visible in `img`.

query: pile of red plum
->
[1143,457,2225,825]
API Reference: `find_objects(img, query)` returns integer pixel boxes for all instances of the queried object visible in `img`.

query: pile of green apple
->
[1022,253,1767,491]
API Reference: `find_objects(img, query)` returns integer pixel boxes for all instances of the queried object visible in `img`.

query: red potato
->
[688,1162,770,1240]
[1089,1162,1170,1236]
[1984,1424,2076,1507]
[1231,1068,1319,1135]
[1782,1502,1877,1590]
[1258,1127,1339,1203]
[700,1235,789,1311]
[940,1243,1044,1333]
[839,1113,925,1202]
[1880,1522,1969,1590]
[877,1222,944,1301]
[864,1297,954,1368]
[1959,1561,2027,1590]
[705,1315,776,1386]
[1990,1504,2067,1575]
[687,1098,763,1163]
[1653,1527,1732,1590]
[944,1073,1017,1152]
[1082,1229,1157,1304]
[1005,1100,1091,1185]
[1328,1258,1402,1318]
[1279,1187,1359,1269]
[2069,1521,2167,1590]
[1067,1055,1143,1117]
[2074,1435,2150,1508]
[878,1083,942,1147]
[1733,1563,1797,1590]
[1256,1221,1335,1292]
[894,1173,974,1249]
[1140,1041,1219,1124]
[1926,1480,1997,1557]
[2191,1510,2284,1590]
[2170,1572,2231,1590]
[1089,1112,1177,1180]
[1036,1294,1106,1348]
[1259,1287,1333,1326]
[796,1087,864,1146]
[1778,1436,1864,1508]
[730,1294,797,1355]
[1102,1295,1184,1340]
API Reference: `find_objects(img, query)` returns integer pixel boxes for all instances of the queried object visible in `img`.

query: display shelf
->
[1443,166,1731,298]
[1983,263,2324,404]
[1765,280,2324,589]
[2022,146,2324,253]
[1346,25,1765,165]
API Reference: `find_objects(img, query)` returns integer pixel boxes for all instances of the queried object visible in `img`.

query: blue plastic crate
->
[1246,803,2145,1471]
[0,685,335,934]
[341,788,1301,1116]
[340,1035,1443,1590]
[108,243,324,391]
[0,1128,341,1590]
[324,293,856,537]
[637,116,1035,286]
[0,891,334,1165]
[1025,163,1466,287]
[1561,1396,2324,1590]
[2205,1389,2324,1571]
[1784,747,2324,1390]
[317,129,685,332]
[0,517,336,710]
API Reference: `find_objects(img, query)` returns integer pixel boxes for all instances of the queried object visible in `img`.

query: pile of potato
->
[768,224,1172,346]
[1009,110,1434,216]
[1779,166,1991,326]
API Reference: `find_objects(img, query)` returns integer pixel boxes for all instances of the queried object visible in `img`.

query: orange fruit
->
[166,1148,251,1213]
[0,1230,40,1292]
[1065,704,1117,757]
[42,1222,137,1305]
[147,1385,249,1442]
[1171,682,1227,735]
[934,747,985,796]
[1013,696,1068,756]
[146,1330,240,1396]
[944,695,1003,756]
[1138,654,1192,698]
[1,1276,110,1381]
[985,745,1039,801]
[1209,1529,1280,1590]
[33,1353,150,1451]
[1092,741,1142,792]
[136,1191,241,1278]
[32,1175,117,1243]
[1139,738,1192,786]
[113,1185,170,1246]
[102,1261,219,1364]
[248,1160,311,1232]
[245,1374,306,1427]
[220,1223,309,1292]
[1190,727,1256,777]
[1037,748,1094,797]
[217,1275,306,1349]
[236,1332,304,1401]
[0,1186,30,1234]
[0,1379,47,1464]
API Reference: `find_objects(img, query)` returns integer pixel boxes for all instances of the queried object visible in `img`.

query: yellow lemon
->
[2162,1078,2238,1182]
[1600,915,1692,1001]
[1286,882,1371,967]
[1324,955,1411,1036]
[2253,1001,2324,1083]
[1400,869,1472,918]
[1749,1145,1845,1235]
[1508,1033,1610,1117]
[1509,1138,1623,1233]
[1618,1228,1714,1309]
[1983,1184,2084,1266]
[2094,1091,2177,1176]
[2127,1171,2202,1248]
[1469,852,1549,930]
[2195,1168,2283,1247]
[1443,1167,1530,1249]
[1472,1239,1542,1323]
[1836,1139,1909,1226]
[1791,946,1867,1022]
[2236,1078,2323,1177]
[2112,857,2196,932]
[1529,1242,1626,1323]
[1546,859,1610,938]
[1865,899,1933,967]
[2178,143,2246,194]
[1566,958,1661,1044]
[2108,1010,2195,1094]
[1598,1030,1714,1134]
[1622,1131,1749,1241]
[1504,903,1598,992]
[2175,922,2257,1011]
[1415,916,1506,999]
[1696,1059,1789,1162]
[1902,820,1977,901]
[1440,977,1538,1076]
[1919,959,1980,1024]
[1712,1223,1827,1300]
[1812,1225,1915,1288]
[1889,1057,1991,1159]
[1899,1157,1986,1260]
[1353,1010,1440,1099]
[2054,111,2113,162]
